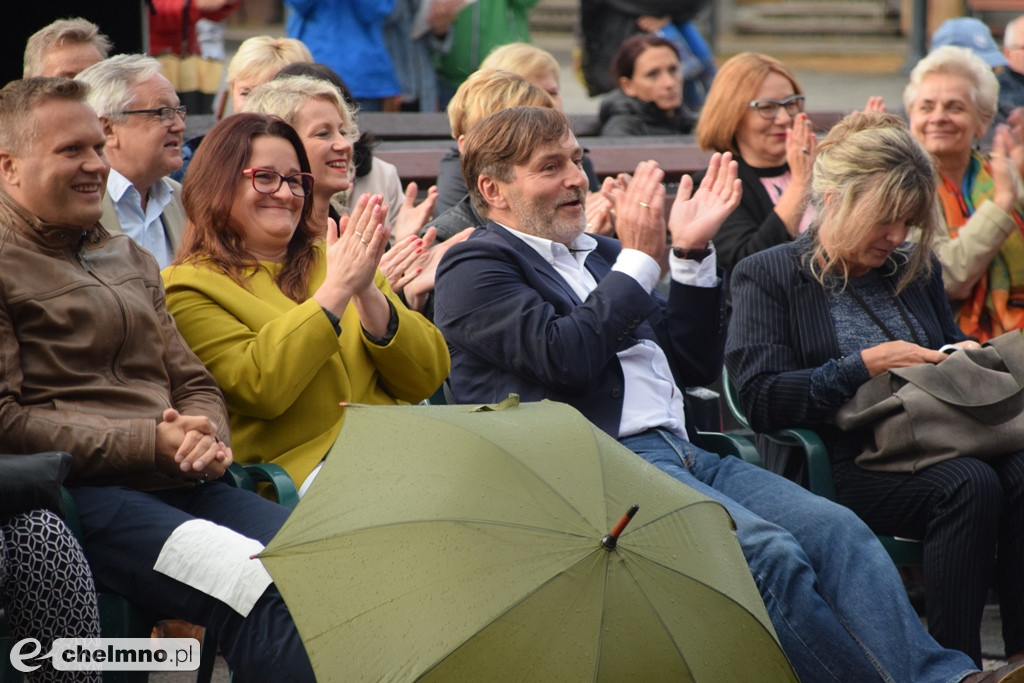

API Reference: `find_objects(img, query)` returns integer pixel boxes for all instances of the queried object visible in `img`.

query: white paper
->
[154,519,273,617]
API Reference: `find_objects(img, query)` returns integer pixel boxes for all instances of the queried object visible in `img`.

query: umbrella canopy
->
[260,398,796,682]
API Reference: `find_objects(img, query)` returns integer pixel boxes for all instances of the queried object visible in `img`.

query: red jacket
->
[148,0,239,56]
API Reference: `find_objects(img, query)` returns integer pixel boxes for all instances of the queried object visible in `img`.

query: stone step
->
[529,0,579,33]
[733,0,901,35]
[734,14,902,33]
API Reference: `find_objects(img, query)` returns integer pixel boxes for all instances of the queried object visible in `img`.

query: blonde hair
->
[226,36,313,87]
[808,111,937,292]
[445,69,553,139]
[479,43,560,84]
[695,52,802,154]
[244,74,358,144]
[23,17,111,78]
[903,45,999,129]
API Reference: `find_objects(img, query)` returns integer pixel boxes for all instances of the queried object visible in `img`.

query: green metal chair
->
[720,367,923,569]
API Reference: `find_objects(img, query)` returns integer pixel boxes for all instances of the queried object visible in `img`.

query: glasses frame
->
[242,168,315,198]
[747,94,806,120]
[119,105,188,126]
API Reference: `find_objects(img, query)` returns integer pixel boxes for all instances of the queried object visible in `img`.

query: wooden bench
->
[360,109,847,143]
[374,136,716,191]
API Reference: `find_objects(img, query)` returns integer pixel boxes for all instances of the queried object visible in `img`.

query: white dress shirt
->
[106,169,175,268]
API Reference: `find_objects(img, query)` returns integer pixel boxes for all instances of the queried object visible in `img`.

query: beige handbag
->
[832,331,1024,473]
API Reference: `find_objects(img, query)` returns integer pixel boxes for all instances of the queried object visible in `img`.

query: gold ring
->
[360,238,370,245]
[354,231,363,237]
[638,201,650,208]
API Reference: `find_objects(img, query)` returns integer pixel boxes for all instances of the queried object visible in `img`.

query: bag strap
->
[180,0,191,57]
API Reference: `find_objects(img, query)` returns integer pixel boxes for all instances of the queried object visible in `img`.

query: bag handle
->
[889,332,1024,407]
[986,331,1024,382]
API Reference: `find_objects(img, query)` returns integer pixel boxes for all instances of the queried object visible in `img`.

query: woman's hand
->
[860,340,949,378]
[667,151,742,249]
[777,113,817,237]
[585,174,630,236]
[313,193,389,317]
[378,229,437,295]
[402,227,474,311]
[636,15,671,32]
[989,124,1020,214]
[862,96,886,113]
[392,182,438,244]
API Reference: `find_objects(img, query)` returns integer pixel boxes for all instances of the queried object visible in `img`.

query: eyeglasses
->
[242,168,315,198]
[748,94,806,120]
[119,105,188,126]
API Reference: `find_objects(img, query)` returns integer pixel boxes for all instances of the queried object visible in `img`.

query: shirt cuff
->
[321,306,341,335]
[670,244,719,288]
[362,298,399,346]
[611,248,661,293]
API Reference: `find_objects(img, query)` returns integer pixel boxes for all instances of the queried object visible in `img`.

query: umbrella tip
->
[601,503,639,550]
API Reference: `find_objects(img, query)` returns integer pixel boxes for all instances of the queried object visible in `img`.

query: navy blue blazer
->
[724,237,965,479]
[433,222,727,438]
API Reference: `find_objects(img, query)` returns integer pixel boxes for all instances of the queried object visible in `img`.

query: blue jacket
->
[434,222,726,437]
[285,0,400,100]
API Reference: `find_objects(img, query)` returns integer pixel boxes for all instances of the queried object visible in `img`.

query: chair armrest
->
[759,428,836,501]
[693,431,763,468]
[243,463,300,510]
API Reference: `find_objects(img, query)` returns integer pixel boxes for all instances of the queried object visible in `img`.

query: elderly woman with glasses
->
[162,112,449,494]
[693,52,816,274]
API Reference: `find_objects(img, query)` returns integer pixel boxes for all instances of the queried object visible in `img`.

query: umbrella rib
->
[261,517,595,556]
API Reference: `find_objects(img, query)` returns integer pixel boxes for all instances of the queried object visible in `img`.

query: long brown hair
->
[176,112,319,302]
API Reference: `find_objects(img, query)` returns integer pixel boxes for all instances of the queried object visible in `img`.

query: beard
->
[506,186,587,246]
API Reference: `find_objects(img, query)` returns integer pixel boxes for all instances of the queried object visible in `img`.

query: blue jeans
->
[70,482,314,683]
[620,429,977,683]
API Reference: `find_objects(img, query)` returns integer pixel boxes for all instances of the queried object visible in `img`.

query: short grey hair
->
[903,45,999,128]
[75,54,164,123]
[23,17,111,78]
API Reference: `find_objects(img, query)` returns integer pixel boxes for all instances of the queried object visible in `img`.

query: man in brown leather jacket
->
[0,77,313,681]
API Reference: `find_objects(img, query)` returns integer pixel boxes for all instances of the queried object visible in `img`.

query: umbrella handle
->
[601,503,639,550]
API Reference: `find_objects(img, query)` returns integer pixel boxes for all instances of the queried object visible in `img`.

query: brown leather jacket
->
[0,190,229,490]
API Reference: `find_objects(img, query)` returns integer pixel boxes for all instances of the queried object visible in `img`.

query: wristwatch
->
[671,242,713,263]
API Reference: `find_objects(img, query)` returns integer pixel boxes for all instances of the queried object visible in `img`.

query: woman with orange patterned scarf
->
[905,45,1024,340]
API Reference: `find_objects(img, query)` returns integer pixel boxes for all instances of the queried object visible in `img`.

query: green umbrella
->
[259,397,796,682]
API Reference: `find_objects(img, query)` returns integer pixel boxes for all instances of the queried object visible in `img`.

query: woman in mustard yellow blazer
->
[162,112,449,494]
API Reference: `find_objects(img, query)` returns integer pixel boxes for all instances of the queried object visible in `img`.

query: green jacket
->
[436,0,541,90]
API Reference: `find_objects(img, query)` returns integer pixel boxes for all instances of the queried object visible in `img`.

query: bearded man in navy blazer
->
[433,106,1006,682]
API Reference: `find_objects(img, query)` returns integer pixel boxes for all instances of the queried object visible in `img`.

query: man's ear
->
[478,174,509,213]
[0,150,20,188]
[99,116,119,148]
[456,134,466,155]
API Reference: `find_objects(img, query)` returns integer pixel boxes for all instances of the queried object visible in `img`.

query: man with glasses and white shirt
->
[77,54,187,268]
